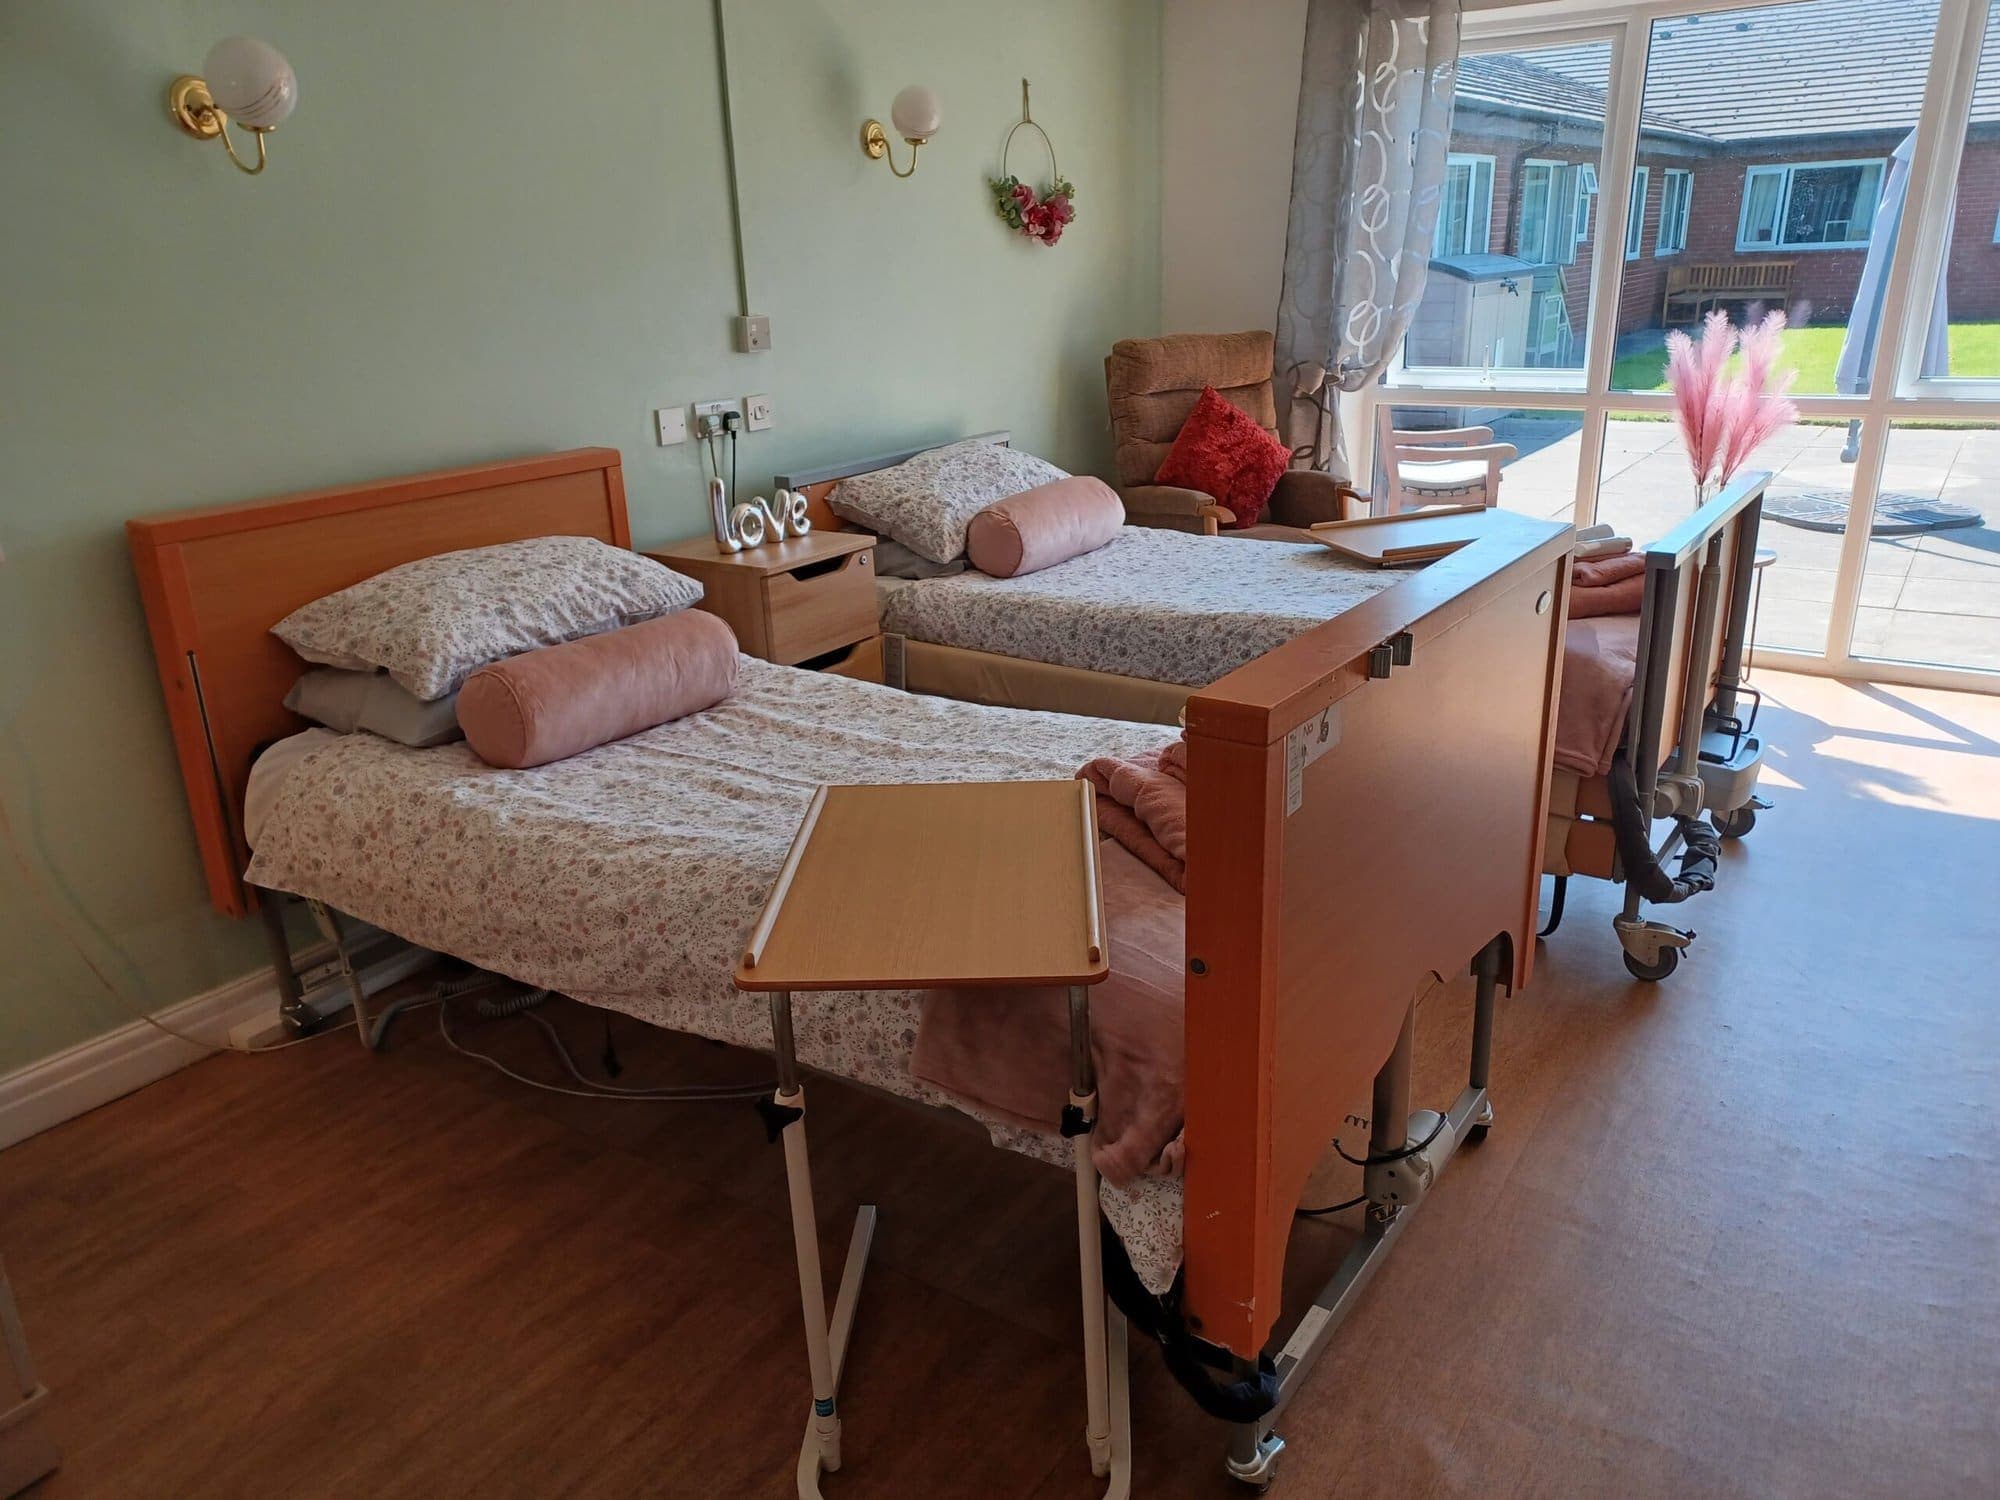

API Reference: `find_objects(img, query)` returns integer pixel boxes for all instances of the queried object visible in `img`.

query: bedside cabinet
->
[645,531,883,682]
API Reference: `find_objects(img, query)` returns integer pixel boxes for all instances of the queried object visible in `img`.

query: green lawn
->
[1610,320,2000,393]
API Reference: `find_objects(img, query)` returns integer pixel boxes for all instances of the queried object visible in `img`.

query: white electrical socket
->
[654,407,687,446]
[692,398,744,438]
[745,394,774,432]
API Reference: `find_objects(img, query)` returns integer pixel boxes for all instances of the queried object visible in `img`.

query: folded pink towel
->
[1570,574,1646,619]
[911,840,1186,1186]
[1078,742,1188,892]
[1573,550,1645,588]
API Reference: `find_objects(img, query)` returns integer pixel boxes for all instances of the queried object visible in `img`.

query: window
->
[1434,154,1495,257]
[1574,164,1599,245]
[1520,160,1585,265]
[1656,169,1692,254]
[1625,167,1649,259]
[1736,159,1886,250]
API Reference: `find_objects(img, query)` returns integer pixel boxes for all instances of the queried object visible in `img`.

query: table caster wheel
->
[1225,1432,1285,1490]
[1466,1100,1494,1142]
[1623,946,1679,982]
[1712,806,1757,839]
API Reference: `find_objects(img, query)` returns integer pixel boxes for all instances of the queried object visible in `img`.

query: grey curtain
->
[1273,0,1460,480]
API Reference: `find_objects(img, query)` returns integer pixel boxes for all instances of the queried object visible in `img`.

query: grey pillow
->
[284,669,464,748]
[871,538,968,579]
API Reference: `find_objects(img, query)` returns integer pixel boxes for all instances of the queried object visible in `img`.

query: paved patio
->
[1490,416,2000,674]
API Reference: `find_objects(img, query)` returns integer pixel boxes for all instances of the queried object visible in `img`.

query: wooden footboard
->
[1179,509,1572,1358]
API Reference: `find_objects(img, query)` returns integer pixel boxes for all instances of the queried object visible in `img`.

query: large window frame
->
[1734,157,1887,251]
[1372,0,2000,695]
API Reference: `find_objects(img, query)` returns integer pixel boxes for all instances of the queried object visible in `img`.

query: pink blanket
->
[911,840,1186,1186]
[1078,742,1187,893]
[1570,574,1646,619]
[1554,615,1641,776]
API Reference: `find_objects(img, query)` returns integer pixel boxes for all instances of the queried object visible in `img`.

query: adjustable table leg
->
[1068,985,1131,1497]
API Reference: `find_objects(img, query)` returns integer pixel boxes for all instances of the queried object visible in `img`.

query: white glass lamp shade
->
[889,85,941,143]
[203,36,297,129]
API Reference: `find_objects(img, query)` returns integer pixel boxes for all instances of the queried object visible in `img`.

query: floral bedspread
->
[879,525,1409,686]
[246,659,1188,1290]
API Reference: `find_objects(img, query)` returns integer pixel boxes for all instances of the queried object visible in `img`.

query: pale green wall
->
[0,1,1160,1073]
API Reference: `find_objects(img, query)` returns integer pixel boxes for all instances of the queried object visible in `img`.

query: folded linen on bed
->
[1553,615,1641,776]
[1078,742,1188,893]
[1570,573,1646,619]
[1571,548,1645,588]
[912,840,1187,1187]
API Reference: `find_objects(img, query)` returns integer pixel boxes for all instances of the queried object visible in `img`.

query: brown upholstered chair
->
[1104,330,1357,538]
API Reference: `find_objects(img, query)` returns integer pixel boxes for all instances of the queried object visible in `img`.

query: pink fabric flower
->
[1047,193,1073,225]
[1011,182,1036,210]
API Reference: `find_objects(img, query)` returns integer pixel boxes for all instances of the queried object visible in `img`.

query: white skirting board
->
[0,966,284,1153]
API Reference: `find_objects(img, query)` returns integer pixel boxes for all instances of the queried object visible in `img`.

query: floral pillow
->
[828,439,1069,564]
[272,535,703,702]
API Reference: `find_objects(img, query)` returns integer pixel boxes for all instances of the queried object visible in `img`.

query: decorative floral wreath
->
[988,80,1075,248]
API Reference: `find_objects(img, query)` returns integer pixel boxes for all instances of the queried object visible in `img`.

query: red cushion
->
[1153,387,1291,527]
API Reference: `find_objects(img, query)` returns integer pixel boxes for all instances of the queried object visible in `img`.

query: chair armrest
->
[1391,442,1517,466]
[1120,484,1235,536]
[1267,470,1359,528]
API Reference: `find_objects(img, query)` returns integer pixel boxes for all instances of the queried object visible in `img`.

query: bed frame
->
[127,448,1571,1490]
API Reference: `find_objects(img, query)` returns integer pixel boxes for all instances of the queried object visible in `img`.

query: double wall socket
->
[693,398,743,438]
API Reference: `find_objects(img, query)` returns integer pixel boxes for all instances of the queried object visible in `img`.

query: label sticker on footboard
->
[1284,706,1341,815]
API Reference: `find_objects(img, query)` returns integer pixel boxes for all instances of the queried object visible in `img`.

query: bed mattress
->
[878,525,1406,687]
[245,659,1187,1290]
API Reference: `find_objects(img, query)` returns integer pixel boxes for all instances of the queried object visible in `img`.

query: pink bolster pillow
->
[966,475,1124,578]
[459,610,740,769]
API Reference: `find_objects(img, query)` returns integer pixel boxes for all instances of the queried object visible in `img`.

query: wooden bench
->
[1662,261,1795,325]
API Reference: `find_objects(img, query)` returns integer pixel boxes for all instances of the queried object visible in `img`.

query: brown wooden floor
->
[3,672,1997,1499]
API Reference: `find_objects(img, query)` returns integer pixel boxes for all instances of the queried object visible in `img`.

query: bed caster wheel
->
[1712,806,1757,839]
[1466,1100,1494,1142]
[1623,947,1679,982]
[1225,1432,1285,1490]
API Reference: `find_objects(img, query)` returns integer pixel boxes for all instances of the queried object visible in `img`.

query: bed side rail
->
[1176,508,1572,1360]
[1627,470,1769,817]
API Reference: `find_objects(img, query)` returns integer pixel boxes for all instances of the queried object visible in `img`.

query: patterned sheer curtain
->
[1274,0,1461,480]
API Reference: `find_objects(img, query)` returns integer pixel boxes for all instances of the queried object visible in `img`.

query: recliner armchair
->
[1104,331,1357,537]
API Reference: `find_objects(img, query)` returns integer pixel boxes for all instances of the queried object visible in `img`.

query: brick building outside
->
[1413,0,1999,372]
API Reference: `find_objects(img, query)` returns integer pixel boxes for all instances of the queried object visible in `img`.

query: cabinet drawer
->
[765,549,877,664]
[811,634,885,684]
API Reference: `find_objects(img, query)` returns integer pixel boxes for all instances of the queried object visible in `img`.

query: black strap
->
[1099,1218,1279,1423]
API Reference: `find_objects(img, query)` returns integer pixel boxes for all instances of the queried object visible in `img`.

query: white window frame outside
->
[1575,163,1600,246]
[1656,168,1693,255]
[1435,153,1496,257]
[1733,157,1889,252]
[1375,0,2000,696]
[1625,167,1649,258]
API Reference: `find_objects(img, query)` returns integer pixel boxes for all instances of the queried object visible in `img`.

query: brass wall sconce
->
[860,85,941,179]
[168,36,297,176]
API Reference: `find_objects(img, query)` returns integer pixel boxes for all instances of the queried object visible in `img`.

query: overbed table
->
[735,779,1130,1498]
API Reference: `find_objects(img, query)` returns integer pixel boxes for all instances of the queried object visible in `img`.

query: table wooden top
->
[646,528,874,576]
[734,780,1109,992]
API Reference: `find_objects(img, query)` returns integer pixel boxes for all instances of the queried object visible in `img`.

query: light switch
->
[654,407,687,446]
[745,394,774,432]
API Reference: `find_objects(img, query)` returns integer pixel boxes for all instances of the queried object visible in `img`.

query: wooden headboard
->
[127,448,629,918]
[774,429,1010,531]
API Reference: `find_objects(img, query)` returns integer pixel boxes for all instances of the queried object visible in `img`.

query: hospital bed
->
[780,437,1770,981]
[127,447,1570,1491]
